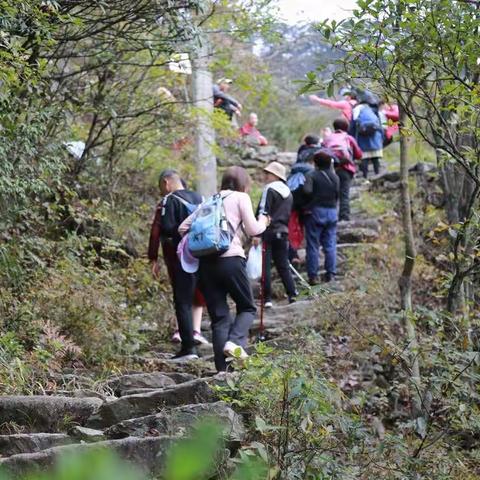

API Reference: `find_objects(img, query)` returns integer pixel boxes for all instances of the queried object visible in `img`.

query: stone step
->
[0,436,175,477]
[105,401,245,444]
[104,372,178,396]
[0,396,103,433]
[0,433,72,457]
[87,379,216,428]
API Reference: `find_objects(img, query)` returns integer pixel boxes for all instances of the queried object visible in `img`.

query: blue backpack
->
[356,105,381,137]
[187,193,236,258]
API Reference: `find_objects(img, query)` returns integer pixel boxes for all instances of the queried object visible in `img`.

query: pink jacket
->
[179,191,267,258]
[239,123,268,145]
[314,98,357,121]
[382,104,399,140]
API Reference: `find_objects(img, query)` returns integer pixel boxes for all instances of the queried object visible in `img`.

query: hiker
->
[296,134,320,163]
[301,150,340,285]
[148,170,208,362]
[179,166,270,372]
[322,118,363,221]
[239,113,268,146]
[350,93,385,178]
[309,87,358,121]
[380,101,399,146]
[253,162,297,308]
[213,78,242,120]
[288,141,317,264]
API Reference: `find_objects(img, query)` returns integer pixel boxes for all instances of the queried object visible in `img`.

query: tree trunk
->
[397,86,422,417]
[191,38,217,197]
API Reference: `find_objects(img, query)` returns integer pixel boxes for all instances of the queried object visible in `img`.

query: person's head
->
[221,166,252,193]
[339,86,356,101]
[217,77,233,92]
[313,150,334,170]
[158,169,184,196]
[248,112,258,126]
[304,134,320,146]
[263,161,287,184]
[333,117,349,132]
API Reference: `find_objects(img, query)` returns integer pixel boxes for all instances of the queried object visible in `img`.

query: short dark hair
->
[221,166,251,192]
[313,150,333,169]
[304,134,319,146]
[159,169,180,185]
[333,118,349,132]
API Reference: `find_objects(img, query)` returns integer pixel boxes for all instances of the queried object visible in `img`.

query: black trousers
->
[199,256,256,371]
[164,246,196,351]
[264,234,297,302]
[361,157,380,178]
[336,169,354,221]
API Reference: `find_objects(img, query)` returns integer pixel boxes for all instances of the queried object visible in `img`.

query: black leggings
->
[199,256,256,371]
[361,157,380,178]
[264,234,297,302]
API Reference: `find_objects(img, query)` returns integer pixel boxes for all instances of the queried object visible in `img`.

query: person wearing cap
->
[148,170,208,362]
[301,151,340,285]
[239,113,268,146]
[213,78,242,120]
[308,87,358,122]
[254,162,297,306]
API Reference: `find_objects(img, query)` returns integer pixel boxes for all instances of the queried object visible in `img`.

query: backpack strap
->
[320,170,335,187]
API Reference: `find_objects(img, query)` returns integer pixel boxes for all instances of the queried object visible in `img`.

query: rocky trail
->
[0,175,385,477]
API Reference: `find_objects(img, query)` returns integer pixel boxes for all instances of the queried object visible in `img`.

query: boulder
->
[69,426,105,442]
[337,219,381,232]
[105,401,245,444]
[87,379,216,428]
[337,227,379,244]
[277,152,296,166]
[0,396,103,433]
[105,373,177,396]
[161,372,197,384]
[0,433,72,456]
[0,436,175,477]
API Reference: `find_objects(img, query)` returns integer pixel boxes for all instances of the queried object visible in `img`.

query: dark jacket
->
[296,144,321,164]
[213,85,240,119]
[148,189,202,260]
[302,168,339,210]
[257,181,293,239]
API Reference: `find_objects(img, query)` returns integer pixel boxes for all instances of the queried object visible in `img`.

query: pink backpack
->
[322,131,353,163]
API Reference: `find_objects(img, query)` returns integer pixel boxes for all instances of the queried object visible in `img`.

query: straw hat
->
[263,161,287,182]
[217,77,233,85]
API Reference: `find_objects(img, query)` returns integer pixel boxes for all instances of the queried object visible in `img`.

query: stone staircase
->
[0,178,383,477]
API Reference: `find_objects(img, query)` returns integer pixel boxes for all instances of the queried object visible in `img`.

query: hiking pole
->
[256,241,267,342]
[289,262,312,291]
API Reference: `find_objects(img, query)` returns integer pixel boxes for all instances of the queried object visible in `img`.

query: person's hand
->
[259,214,271,227]
[151,260,160,279]
[237,103,243,110]
[234,108,241,116]
[252,237,261,247]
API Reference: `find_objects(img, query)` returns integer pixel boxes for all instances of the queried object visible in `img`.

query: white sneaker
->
[264,301,273,309]
[171,330,181,343]
[193,330,210,345]
[223,341,249,360]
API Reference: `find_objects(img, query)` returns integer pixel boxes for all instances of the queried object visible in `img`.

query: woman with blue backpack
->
[179,166,270,372]
[350,91,386,178]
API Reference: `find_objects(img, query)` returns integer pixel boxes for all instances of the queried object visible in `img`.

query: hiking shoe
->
[171,330,181,343]
[288,296,297,304]
[193,330,210,345]
[223,341,249,361]
[264,301,273,309]
[170,348,199,362]
[308,277,320,286]
[324,273,336,283]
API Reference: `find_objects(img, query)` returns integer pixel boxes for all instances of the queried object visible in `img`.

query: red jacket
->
[239,123,268,145]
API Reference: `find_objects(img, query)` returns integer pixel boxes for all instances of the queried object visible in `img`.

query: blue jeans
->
[304,207,337,280]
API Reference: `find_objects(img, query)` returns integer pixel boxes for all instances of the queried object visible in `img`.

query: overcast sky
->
[276,0,359,23]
